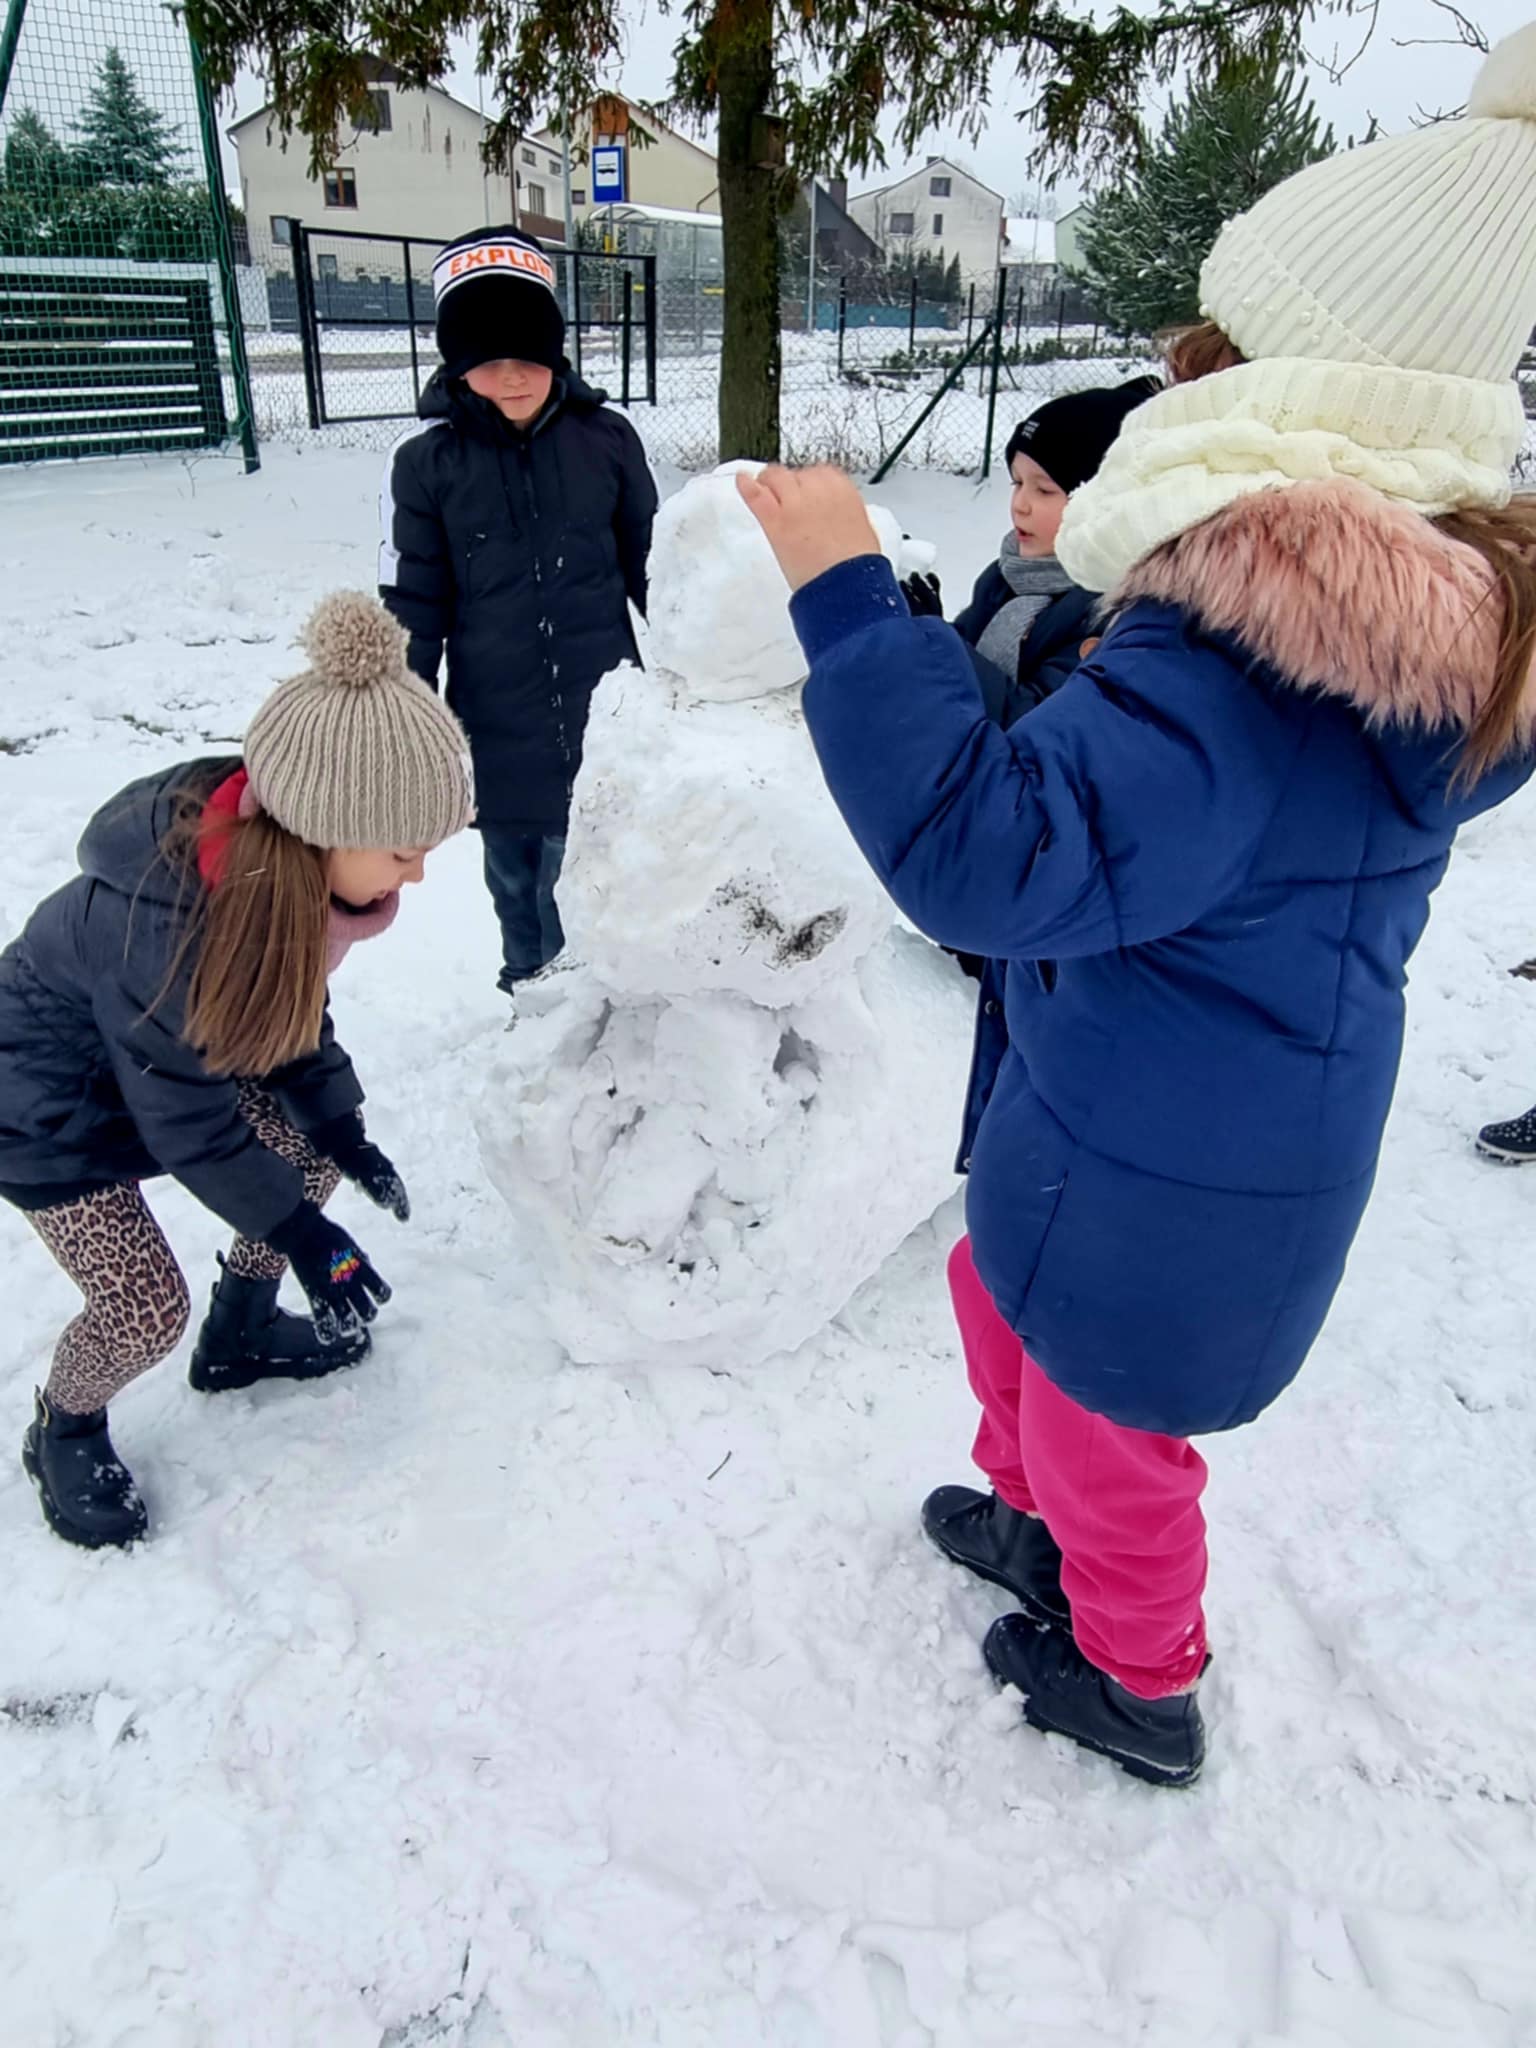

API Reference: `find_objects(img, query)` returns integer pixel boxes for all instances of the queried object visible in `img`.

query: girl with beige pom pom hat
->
[0,593,474,1550]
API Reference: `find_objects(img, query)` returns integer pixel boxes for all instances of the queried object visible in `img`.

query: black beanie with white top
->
[433,225,567,379]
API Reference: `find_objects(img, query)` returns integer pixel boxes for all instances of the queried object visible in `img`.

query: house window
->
[269,215,292,246]
[528,182,548,217]
[323,167,357,209]
[521,146,536,166]
[571,188,587,207]
[548,156,560,174]
[317,252,339,279]
[355,89,391,133]
[889,211,915,236]
[930,175,951,197]
[932,212,944,236]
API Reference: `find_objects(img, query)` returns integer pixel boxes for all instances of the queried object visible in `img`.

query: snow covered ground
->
[2,445,1535,2047]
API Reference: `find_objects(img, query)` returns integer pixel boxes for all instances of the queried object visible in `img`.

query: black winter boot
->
[188,1260,371,1393]
[22,1390,147,1550]
[983,1613,1206,1788]
[922,1484,1071,1625]
[1476,1105,1536,1161]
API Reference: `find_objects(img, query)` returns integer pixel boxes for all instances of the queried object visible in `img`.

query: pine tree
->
[75,47,185,186]
[1075,63,1334,339]
[2,108,80,196]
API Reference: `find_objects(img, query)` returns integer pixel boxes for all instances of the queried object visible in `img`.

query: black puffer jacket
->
[379,367,659,833]
[0,762,363,1237]
[952,564,1098,730]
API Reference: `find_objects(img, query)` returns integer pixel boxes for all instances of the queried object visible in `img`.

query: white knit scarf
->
[1057,357,1525,595]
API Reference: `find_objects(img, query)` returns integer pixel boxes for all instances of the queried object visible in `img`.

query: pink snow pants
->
[948,1236,1209,1699]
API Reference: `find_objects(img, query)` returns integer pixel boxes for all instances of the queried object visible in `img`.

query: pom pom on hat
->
[243,591,475,851]
[1468,21,1536,120]
[302,589,410,690]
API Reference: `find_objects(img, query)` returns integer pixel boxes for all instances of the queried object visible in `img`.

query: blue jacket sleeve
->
[792,555,1305,962]
[613,416,659,620]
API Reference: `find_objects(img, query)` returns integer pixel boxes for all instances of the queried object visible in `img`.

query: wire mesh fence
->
[0,0,256,468]
[234,223,1150,480]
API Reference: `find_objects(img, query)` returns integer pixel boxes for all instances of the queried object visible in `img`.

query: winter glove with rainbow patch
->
[312,1112,411,1222]
[266,1203,392,1346]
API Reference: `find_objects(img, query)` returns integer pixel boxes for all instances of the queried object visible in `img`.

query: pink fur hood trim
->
[1112,478,1530,745]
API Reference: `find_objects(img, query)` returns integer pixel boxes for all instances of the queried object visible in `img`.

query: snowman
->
[476,464,975,1367]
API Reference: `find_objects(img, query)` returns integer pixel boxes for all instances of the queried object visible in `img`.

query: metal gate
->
[282,221,658,430]
[0,270,227,463]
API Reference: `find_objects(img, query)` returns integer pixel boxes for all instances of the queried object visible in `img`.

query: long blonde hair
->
[161,792,331,1077]
[1165,320,1536,783]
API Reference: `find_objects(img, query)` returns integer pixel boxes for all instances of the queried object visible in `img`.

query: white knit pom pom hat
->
[243,592,474,849]
[1059,22,1536,592]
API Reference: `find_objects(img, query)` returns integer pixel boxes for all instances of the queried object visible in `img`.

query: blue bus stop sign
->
[592,144,628,205]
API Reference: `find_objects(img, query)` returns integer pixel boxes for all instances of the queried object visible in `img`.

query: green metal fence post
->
[0,0,30,118]
[188,27,259,472]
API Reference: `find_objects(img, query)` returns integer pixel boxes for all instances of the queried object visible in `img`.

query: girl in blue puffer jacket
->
[740,24,1536,1787]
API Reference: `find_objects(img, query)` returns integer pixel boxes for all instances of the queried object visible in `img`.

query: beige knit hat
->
[1059,21,1536,593]
[244,593,474,848]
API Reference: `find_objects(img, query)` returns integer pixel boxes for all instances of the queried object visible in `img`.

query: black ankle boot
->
[984,1613,1206,1788]
[21,1390,147,1550]
[188,1259,371,1393]
[921,1484,1071,1625]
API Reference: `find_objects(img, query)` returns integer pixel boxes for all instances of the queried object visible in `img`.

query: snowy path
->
[1,450,1534,2047]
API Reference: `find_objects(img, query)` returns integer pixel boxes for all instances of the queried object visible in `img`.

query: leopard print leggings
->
[24,1085,342,1415]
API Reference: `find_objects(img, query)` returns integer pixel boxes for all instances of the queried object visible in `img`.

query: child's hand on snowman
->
[737,466,883,592]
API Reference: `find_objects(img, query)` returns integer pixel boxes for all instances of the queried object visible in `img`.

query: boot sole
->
[188,1332,371,1393]
[923,1519,1071,1629]
[1018,1695,1204,1788]
[21,1436,147,1551]
[1475,1138,1536,1163]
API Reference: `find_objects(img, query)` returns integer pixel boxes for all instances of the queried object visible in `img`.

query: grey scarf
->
[975,532,1074,681]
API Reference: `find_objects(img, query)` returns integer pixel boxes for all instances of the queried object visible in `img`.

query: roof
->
[605,201,721,226]
[227,64,488,140]
[529,94,717,169]
[851,155,1004,206]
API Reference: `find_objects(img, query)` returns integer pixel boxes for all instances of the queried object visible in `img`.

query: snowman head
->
[646,462,906,704]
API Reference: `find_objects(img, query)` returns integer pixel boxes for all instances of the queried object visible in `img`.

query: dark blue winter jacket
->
[952,562,1098,726]
[788,490,1533,1437]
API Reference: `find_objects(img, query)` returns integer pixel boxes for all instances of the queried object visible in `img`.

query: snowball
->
[477,938,972,1367]
[646,462,906,704]
[560,663,892,1007]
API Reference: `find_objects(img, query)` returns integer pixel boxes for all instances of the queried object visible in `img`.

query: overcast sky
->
[223,0,1524,211]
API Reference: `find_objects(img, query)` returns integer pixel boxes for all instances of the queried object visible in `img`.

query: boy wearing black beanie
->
[380,226,659,1000]
[903,376,1160,727]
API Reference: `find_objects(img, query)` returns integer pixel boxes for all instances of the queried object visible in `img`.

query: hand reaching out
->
[736,465,884,593]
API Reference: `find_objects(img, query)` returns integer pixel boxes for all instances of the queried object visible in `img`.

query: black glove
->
[266,1202,391,1346]
[900,571,944,618]
[312,1112,410,1222]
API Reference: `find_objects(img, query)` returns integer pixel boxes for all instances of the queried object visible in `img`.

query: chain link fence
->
[235,231,1151,478]
[0,0,256,468]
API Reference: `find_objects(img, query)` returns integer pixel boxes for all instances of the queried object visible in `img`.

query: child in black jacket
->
[379,227,659,997]
[904,377,1160,727]
[0,596,473,1549]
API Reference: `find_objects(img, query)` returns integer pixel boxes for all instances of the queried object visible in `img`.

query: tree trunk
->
[714,0,780,462]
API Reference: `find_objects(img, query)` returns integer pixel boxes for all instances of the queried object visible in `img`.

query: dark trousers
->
[481,828,567,991]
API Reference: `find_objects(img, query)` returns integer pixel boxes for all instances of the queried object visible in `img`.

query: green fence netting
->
[0,0,257,469]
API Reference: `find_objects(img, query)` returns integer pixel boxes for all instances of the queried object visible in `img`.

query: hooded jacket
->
[0,762,363,1238]
[378,367,659,834]
[787,480,1535,1436]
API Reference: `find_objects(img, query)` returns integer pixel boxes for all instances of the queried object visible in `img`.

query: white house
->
[849,157,1004,283]
[527,94,720,224]
[229,59,568,264]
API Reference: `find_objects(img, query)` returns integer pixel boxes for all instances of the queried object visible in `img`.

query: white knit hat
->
[1059,22,1536,593]
[244,593,474,849]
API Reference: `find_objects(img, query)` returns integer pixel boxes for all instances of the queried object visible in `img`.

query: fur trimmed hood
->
[1112,478,1530,748]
